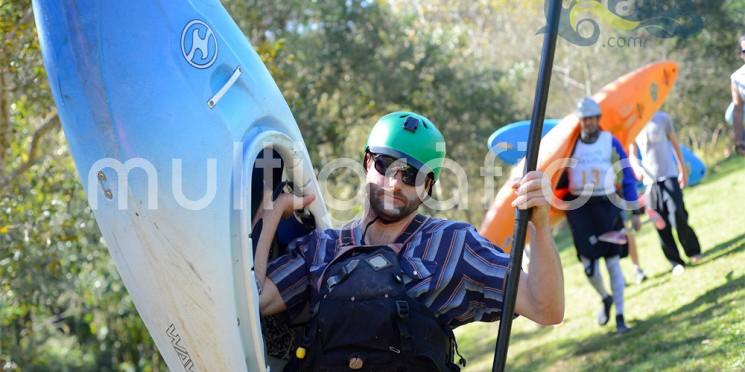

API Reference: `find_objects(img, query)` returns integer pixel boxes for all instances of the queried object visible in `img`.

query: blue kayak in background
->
[487,119,560,165]
[33,1,329,371]
[488,119,706,186]
[679,145,707,186]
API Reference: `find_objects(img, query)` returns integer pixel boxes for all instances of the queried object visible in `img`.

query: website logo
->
[538,0,703,47]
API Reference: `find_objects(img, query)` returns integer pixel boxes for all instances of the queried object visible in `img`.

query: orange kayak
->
[479,61,679,252]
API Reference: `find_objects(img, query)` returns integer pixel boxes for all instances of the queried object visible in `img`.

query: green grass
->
[456,156,745,372]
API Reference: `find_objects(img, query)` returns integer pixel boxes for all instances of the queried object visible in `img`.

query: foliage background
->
[1,0,744,370]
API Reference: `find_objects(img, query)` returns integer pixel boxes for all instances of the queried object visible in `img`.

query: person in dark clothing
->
[630,111,702,274]
[562,97,642,335]
[253,112,565,371]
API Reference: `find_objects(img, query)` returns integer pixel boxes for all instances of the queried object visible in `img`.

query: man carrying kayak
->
[254,112,564,371]
[560,97,642,335]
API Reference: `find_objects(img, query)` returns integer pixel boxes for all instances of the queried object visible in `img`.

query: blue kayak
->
[486,119,560,165]
[679,145,707,186]
[33,1,329,371]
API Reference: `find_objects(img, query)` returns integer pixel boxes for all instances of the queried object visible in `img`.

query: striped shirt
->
[266,216,511,328]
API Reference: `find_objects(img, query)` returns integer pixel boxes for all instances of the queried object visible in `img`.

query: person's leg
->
[605,256,625,315]
[580,256,613,326]
[668,181,702,259]
[654,181,686,268]
[626,233,647,283]
[581,256,609,298]
[605,256,631,333]
[735,120,745,154]
[676,215,702,259]
[567,205,603,268]
[568,201,615,325]
[657,221,686,267]
[627,232,639,266]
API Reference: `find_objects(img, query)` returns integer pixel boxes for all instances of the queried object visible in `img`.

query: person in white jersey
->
[629,112,702,275]
[560,97,642,334]
[730,33,745,155]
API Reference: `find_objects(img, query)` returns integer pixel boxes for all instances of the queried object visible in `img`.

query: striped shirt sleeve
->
[266,231,317,312]
[458,226,511,322]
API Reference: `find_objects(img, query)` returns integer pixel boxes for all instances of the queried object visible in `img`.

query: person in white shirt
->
[729,33,745,155]
[629,112,702,275]
[561,97,642,334]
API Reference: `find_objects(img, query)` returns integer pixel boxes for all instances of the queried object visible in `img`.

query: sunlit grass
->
[457,155,745,371]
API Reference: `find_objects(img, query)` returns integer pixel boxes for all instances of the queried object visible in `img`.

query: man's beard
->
[367,183,423,223]
[580,126,600,143]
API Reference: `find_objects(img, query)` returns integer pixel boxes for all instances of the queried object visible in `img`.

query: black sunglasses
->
[370,153,425,186]
[741,49,745,54]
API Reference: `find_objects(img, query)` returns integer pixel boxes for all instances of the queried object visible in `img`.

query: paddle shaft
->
[491,1,562,371]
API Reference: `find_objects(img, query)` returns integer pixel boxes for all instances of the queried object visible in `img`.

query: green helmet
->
[365,111,446,181]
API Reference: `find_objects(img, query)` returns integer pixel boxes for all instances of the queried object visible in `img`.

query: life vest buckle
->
[396,300,409,319]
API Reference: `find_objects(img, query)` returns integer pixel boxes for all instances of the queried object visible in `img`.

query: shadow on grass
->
[458,321,556,366]
[509,323,555,344]
[508,272,745,371]
[626,232,745,300]
[700,232,745,263]
[625,273,671,301]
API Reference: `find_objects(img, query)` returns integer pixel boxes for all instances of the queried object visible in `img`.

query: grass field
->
[456,156,745,372]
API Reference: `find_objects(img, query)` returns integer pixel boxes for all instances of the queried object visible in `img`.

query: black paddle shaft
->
[491,1,562,371]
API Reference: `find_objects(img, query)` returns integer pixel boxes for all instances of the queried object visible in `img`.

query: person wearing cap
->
[729,33,745,155]
[253,112,564,371]
[560,97,642,335]
[629,111,702,274]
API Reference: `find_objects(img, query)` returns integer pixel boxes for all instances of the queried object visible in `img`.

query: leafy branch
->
[0,108,59,191]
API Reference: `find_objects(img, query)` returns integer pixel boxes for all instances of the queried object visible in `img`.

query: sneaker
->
[672,264,685,276]
[690,255,702,264]
[635,269,648,284]
[597,296,613,326]
[616,314,631,334]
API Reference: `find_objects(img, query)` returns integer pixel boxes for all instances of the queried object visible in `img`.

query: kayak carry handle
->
[208,65,242,108]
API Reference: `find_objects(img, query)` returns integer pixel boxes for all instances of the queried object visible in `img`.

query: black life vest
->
[291,215,458,372]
